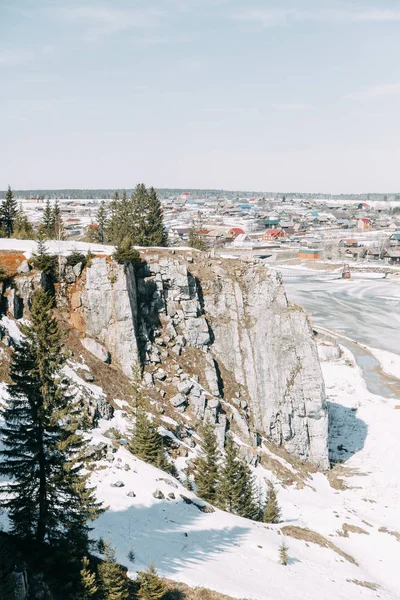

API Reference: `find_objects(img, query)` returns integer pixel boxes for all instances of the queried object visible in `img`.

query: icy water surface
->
[284,275,400,355]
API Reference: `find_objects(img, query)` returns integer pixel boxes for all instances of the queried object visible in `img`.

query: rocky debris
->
[82,442,108,461]
[317,340,342,362]
[184,316,211,347]
[189,390,207,420]
[205,398,220,424]
[17,260,30,274]
[95,397,114,421]
[143,371,154,386]
[177,380,193,395]
[204,353,221,397]
[168,492,176,500]
[154,368,166,381]
[81,337,110,363]
[179,495,215,513]
[153,489,165,499]
[110,480,125,488]
[170,393,187,408]
[81,370,95,382]
[64,266,76,284]
[127,490,136,497]
[73,262,83,277]
[158,477,178,488]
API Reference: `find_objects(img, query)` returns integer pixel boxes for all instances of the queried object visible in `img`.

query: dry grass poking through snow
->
[346,580,381,591]
[280,526,358,566]
[337,523,369,537]
[378,527,400,542]
[164,579,240,600]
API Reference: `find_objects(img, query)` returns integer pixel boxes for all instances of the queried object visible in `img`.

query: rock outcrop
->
[0,251,329,468]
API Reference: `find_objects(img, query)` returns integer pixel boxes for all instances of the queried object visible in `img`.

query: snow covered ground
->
[0,276,399,599]
[84,344,400,600]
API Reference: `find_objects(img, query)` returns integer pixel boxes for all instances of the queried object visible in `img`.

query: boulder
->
[81,337,111,363]
[153,489,165,499]
[170,393,187,408]
[17,260,30,274]
[110,480,125,488]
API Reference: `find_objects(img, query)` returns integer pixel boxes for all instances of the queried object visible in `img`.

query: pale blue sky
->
[1,0,400,192]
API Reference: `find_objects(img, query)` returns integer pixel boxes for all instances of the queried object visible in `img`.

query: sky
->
[1,0,400,193]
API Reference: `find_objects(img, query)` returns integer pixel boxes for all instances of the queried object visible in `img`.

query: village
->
[14,191,400,269]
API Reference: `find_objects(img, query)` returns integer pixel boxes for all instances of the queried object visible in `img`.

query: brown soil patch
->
[338,523,369,538]
[281,526,358,565]
[0,251,27,277]
[346,580,380,591]
[379,526,400,542]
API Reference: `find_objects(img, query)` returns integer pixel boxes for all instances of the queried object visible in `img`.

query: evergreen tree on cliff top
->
[0,288,103,554]
[0,186,18,238]
[144,187,167,246]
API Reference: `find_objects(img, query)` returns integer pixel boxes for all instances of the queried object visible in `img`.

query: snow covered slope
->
[86,345,400,600]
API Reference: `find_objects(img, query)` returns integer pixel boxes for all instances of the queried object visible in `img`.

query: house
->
[365,248,382,260]
[339,239,358,248]
[227,227,245,239]
[383,249,400,264]
[345,247,364,260]
[357,218,372,231]
[357,202,370,210]
[389,232,400,246]
[262,229,285,241]
[262,217,280,228]
[298,248,321,260]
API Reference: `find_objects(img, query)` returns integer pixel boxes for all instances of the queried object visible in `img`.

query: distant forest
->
[0,188,399,201]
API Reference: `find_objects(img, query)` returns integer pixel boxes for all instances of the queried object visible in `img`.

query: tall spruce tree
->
[97,542,129,600]
[130,184,148,245]
[41,198,54,238]
[144,187,167,246]
[96,200,108,243]
[194,422,220,503]
[0,288,103,553]
[263,480,281,523]
[137,564,166,600]
[217,437,257,518]
[52,199,64,240]
[0,186,18,237]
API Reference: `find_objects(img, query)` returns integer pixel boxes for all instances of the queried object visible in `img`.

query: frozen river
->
[283,274,400,355]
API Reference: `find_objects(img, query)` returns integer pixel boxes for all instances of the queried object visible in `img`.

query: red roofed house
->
[227,227,245,239]
[357,218,372,231]
[262,229,285,241]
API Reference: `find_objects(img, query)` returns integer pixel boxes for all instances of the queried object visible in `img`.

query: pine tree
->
[14,204,34,239]
[137,564,165,600]
[144,188,167,247]
[279,540,289,566]
[112,236,141,265]
[41,198,54,238]
[0,288,103,553]
[97,542,129,600]
[130,405,164,465]
[96,200,108,243]
[0,186,18,237]
[31,237,57,276]
[263,480,281,524]
[52,200,64,240]
[194,422,220,503]
[130,184,148,246]
[79,556,98,599]
[217,437,257,518]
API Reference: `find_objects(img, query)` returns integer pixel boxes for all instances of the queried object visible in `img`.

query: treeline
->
[87,185,167,247]
[193,423,281,523]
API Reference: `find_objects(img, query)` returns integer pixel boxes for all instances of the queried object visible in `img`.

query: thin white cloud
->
[347,83,400,99]
[0,49,34,67]
[231,8,400,27]
[50,6,164,40]
[272,103,311,111]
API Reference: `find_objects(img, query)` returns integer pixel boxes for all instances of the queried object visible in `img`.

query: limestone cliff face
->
[199,263,328,468]
[3,252,329,468]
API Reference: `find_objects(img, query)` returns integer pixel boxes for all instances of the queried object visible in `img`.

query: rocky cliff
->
[2,251,329,469]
